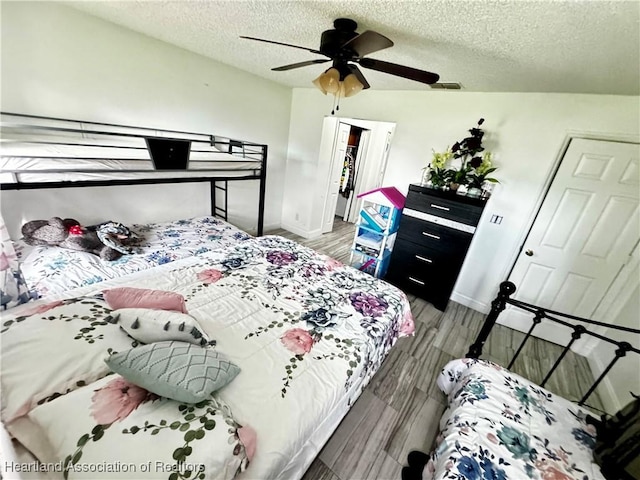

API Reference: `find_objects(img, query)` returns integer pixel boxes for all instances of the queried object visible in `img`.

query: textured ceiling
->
[66,0,640,95]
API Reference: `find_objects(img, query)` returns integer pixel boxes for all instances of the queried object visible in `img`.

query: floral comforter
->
[427,359,604,480]
[15,216,250,299]
[1,235,413,480]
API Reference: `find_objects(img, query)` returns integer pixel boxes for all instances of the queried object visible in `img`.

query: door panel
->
[503,138,640,346]
[322,122,351,234]
[540,189,592,248]
[582,196,637,257]
[517,263,553,304]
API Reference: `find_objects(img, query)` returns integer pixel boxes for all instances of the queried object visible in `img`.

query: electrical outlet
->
[295,213,299,221]
[490,214,503,224]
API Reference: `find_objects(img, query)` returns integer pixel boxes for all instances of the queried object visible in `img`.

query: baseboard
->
[306,228,323,239]
[450,291,490,314]
[279,222,323,239]
[262,222,281,233]
[587,354,620,415]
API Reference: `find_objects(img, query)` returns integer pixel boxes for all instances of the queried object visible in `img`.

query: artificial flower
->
[423,119,499,190]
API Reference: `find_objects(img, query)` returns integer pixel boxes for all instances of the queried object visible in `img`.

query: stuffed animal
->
[21,217,135,261]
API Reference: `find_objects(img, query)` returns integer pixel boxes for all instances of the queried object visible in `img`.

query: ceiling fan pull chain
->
[331,89,343,115]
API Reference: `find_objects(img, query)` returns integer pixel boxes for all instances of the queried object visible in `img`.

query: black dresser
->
[385,184,487,311]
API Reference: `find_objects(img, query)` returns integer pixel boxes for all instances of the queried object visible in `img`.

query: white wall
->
[0,1,292,235]
[284,89,640,312]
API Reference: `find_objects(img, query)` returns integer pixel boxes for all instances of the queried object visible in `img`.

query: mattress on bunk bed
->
[427,358,604,480]
[14,216,251,300]
[1,234,414,480]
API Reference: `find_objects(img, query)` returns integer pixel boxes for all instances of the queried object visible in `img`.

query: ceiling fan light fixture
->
[343,73,364,98]
[313,67,364,100]
[317,67,341,94]
[312,75,328,95]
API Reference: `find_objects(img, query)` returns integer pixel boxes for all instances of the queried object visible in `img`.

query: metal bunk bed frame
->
[0,112,268,235]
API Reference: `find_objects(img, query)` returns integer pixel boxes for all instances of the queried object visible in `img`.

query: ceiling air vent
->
[431,82,462,90]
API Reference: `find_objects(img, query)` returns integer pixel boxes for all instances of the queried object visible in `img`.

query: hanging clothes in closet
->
[339,146,356,198]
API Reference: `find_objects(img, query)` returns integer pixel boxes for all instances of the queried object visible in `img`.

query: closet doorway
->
[320,117,396,234]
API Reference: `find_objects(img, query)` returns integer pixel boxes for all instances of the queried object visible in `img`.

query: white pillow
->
[111,308,213,347]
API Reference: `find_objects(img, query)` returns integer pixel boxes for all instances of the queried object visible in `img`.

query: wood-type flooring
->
[267,219,601,480]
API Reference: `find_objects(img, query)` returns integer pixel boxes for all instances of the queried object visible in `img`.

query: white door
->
[322,122,351,234]
[502,138,640,346]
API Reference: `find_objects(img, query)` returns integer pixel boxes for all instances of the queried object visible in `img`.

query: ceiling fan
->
[240,18,440,94]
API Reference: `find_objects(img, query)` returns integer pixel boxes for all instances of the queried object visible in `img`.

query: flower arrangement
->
[422,119,499,193]
[467,151,499,190]
[424,149,453,188]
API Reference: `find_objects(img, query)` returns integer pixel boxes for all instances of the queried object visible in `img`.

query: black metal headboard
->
[467,281,640,407]
[0,112,268,235]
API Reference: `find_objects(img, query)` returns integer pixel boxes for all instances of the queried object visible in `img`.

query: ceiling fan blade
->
[341,31,393,58]
[358,58,440,84]
[347,64,370,89]
[272,59,331,71]
[240,36,324,55]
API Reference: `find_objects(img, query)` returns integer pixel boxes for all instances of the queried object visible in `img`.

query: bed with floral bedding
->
[426,358,604,480]
[1,234,414,480]
[14,216,251,300]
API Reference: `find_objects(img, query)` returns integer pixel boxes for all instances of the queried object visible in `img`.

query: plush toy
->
[21,217,136,261]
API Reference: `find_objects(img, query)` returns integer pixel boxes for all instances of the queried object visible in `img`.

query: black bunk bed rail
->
[467,281,640,407]
[0,112,268,235]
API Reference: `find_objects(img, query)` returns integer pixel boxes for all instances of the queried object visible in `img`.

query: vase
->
[481,182,495,199]
[420,169,430,186]
[449,182,460,192]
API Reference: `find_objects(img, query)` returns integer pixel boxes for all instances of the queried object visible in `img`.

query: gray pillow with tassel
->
[109,308,214,347]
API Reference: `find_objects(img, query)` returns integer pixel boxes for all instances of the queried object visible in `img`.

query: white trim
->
[305,228,324,239]
[587,354,622,414]
[279,221,324,240]
[263,222,281,233]
[450,291,490,314]
[321,120,349,234]
[581,243,640,355]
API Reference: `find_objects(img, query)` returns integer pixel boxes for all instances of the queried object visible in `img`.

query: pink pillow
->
[102,287,187,313]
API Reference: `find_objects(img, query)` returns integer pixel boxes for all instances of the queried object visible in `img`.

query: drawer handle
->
[415,255,432,263]
[408,276,425,285]
[430,203,450,211]
[422,232,440,240]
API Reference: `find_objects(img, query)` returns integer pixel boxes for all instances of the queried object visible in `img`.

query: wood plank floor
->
[267,219,602,480]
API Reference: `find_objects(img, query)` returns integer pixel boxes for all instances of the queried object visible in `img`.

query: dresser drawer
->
[384,266,452,311]
[396,215,473,250]
[388,239,463,284]
[393,237,465,268]
[405,190,484,225]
